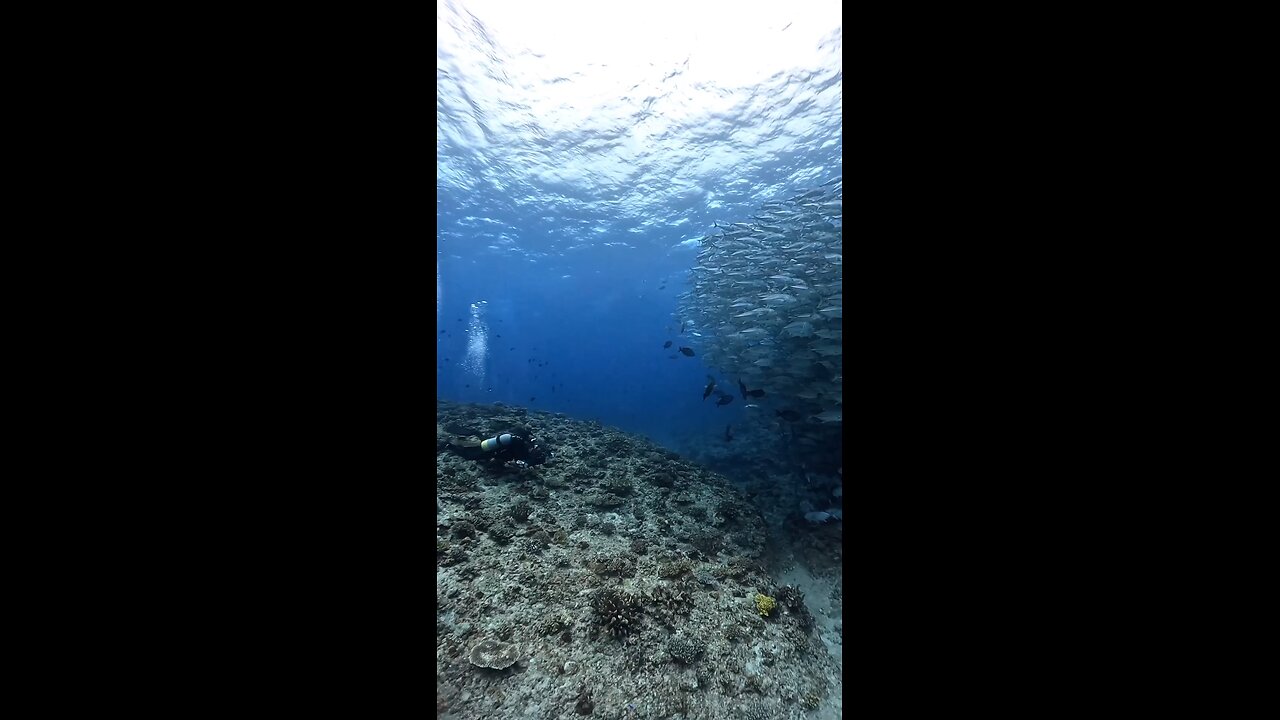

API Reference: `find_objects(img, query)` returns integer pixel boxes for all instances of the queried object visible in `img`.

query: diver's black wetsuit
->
[450,432,549,466]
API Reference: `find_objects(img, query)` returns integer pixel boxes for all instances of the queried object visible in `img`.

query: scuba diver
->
[445,429,550,468]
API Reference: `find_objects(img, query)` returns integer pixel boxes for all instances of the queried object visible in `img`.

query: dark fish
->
[747,389,766,398]
[529,396,536,402]
[724,424,733,442]
[663,341,672,349]
[702,376,716,400]
[496,334,501,338]
[776,409,802,422]
[716,395,734,406]
[738,378,748,400]
[678,347,695,357]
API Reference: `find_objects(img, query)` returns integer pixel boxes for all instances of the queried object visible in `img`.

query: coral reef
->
[435,399,842,720]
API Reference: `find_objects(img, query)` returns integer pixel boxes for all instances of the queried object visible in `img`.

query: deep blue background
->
[437,224,747,450]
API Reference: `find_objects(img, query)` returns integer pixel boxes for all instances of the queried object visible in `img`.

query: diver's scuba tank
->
[480,433,516,452]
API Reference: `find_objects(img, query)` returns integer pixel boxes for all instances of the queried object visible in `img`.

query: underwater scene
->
[437,1,842,717]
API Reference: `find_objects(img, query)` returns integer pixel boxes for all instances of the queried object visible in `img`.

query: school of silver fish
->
[677,178,842,449]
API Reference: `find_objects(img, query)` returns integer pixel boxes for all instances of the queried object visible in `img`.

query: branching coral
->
[777,584,815,630]
[591,588,641,640]
[657,559,693,578]
[777,584,805,610]
[646,582,695,627]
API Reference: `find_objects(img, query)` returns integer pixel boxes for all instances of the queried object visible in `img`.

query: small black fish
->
[724,424,733,442]
[716,395,734,406]
[776,409,802,422]
[663,340,672,349]
[529,396,536,402]
[678,347,695,357]
[703,376,717,401]
[738,378,748,400]
[747,389,766,398]
[496,334,501,338]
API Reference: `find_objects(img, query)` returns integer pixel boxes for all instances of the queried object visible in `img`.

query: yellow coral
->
[754,593,776,617]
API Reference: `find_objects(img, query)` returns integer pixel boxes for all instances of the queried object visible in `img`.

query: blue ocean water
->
[436,0,842,451]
